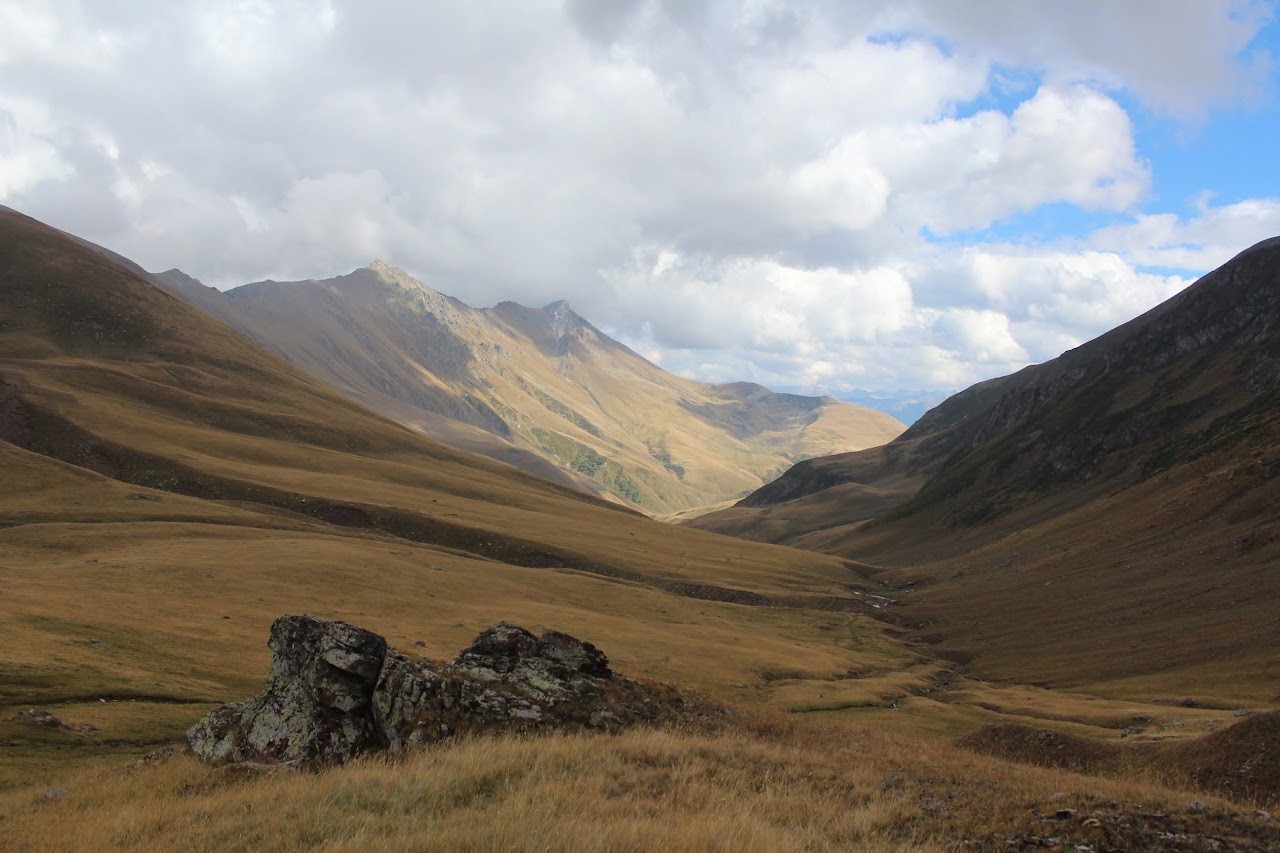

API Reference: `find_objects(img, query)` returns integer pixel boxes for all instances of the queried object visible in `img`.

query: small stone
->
[1082,818,1101,828]
[39,788,67,804]
[17,709,67,729]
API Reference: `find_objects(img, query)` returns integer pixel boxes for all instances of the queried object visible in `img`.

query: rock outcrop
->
[187,614,704,767]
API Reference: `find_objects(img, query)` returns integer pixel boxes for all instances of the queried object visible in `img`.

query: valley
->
[2,207,1278,850]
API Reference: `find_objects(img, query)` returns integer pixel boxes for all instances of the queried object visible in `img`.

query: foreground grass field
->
[5,717,1278,852]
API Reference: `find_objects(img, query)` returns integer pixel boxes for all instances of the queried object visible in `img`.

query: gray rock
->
[374,621,675,749]
[188,615,709,768]
[371,650,444,751]
[15,709,65,728]
[187,614,388,766]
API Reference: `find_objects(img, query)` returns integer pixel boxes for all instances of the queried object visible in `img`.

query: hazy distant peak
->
[545,299,587,338]
[365,259,427,291]
[352,260,477,320]
[155,268,210,288]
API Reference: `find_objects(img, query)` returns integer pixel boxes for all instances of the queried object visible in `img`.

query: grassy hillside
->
[4,208,1278,849]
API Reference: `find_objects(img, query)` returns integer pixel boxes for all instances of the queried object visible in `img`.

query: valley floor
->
[2,505,1277,850]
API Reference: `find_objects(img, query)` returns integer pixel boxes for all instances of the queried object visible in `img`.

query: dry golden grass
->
[5,717,1278,853]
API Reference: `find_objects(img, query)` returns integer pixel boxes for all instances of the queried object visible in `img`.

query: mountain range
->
[3,206,1278,848]
[693,236,1280,695]
[152,263,903,516]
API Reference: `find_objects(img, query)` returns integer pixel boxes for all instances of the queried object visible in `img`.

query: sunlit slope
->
[155,263,903,514]
[695,237,1280,695]
[0,206,894,594]
[0,207,921,783]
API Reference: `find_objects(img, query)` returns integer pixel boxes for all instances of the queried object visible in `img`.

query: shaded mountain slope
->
[154,263,903,515]
[695,237,1280,695]
[687,369,1023,544]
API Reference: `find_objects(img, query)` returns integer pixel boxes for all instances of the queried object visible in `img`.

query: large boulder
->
[189,615,706,767]
[187,615,388,766]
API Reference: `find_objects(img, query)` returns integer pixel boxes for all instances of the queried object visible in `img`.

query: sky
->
[2,1,1279,400]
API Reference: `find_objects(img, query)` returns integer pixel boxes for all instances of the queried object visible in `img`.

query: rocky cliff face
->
[187,615,711,767]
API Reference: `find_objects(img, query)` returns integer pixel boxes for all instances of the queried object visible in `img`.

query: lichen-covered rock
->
[187,614,388,766]
[374,621,672,748]
[189,615,710,768]
[371,650,445,751]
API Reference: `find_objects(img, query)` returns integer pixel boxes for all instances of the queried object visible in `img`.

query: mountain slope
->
[0,206,920,769]
[153,263,904,515]
[694,237,1280,695]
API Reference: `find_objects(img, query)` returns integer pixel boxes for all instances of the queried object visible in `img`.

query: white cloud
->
[859,85,1149,236]
[1091,198,1280,270]
[898,0,1274,115]
[0,96,73,195]
[0,0,1273,394]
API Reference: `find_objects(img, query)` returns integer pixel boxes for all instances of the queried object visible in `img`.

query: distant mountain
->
[832,389,953,425]
[155,263,904,515]
[693,237,1280,692]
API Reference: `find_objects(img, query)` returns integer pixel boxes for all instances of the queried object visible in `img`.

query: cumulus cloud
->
[897,0,1274,115]
[1091,198,1280,270]
[0,0,1274,393]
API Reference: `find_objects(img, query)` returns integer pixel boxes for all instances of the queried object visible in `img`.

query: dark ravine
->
[187,615,717,767]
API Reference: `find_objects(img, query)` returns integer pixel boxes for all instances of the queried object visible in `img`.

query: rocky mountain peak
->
[546,299,585,340]
[359,261,472,325]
